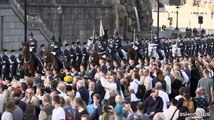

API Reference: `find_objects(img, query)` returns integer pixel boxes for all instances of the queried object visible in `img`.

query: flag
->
[99,19,104,37]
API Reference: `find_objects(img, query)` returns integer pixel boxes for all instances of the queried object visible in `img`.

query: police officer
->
[17,48,24,78]
[10,50,17,78]
[2,49,10,80]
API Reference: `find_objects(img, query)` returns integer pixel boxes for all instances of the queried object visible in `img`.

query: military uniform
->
[107,38,117,60]
[96,41,106,58]
[63,44,71,64]
[10,50,17,78]
[81,42,90,68]
[75,41,83,68]
[70,42,76,67]
[27,32,37,54]
[2,49,10,80]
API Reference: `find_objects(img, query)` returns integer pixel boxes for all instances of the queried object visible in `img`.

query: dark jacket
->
[78,87,89,105]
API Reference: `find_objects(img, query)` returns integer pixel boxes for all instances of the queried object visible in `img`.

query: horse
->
[171,44,181,58]
[148,43,159,60]
[89,51,100,66]
[42,48,59,71]
[22,43,36,76]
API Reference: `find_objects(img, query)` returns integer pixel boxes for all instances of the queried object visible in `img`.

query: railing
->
[10,0,52,42]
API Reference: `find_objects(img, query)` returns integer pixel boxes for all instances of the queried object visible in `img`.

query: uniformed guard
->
[70,42,76,67]
[10,50,17,78]
[27,32,37,54]
[106,38,117,60]
[95,41,106,58]
[81,42,90,69]
[2,49,10,80]
[63,44,71,64]
[17,48,24,78]
[75,41,83,68]
[39,44,45,58]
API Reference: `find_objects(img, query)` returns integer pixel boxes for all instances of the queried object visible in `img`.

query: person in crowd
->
[143,88,163,118]
[129,71,142,112]
[30,96,40,118]
[127,102,150,120]
[163,98,179,120]
[153,112,165,120]
[22,88,34,104]
[162,68,171,95]
[155,82,169,112]
[24,103,37,120]
[142,68,153,92]
[171,70,183,99]
[75,80,89,105]
[39,94,54,120]
[87,93,101,115]
[152,69,166,91]
[88,81,96,104]
[73,97,89,120]
[194,87,209,112]
[52,95,66,120]
[1,100,15,120]
[114,95,124,120]
[0,82,5,116]
[57,82,67,98]
[177,98,188,120]
[197,69,214,104]
[13,97,24,120]
[81,114,90,120]
[60,96,74,120]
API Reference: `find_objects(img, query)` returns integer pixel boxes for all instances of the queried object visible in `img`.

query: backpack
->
[64,106,74,120]
[183,98,194,113]
[134,81,146,99]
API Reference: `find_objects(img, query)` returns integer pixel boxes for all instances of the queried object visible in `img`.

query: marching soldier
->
[17,48,24,78]
[10,50,17,78]
[2,49,10,80]
[70,42,76,67]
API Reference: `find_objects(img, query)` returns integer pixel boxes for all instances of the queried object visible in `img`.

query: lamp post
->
[175,5,180,30]
[157,0,160,43]
[57,5,62,44]
[24,0,27,42]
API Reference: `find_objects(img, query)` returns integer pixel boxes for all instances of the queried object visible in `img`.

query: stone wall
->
[0,4,48,51]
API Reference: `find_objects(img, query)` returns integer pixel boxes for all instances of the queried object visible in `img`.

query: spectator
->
[114,95,124,119]
[87,93,101,115]
[0,82,5,116]
[38,94,54,120]
[88,81,96,104]
[175,86,186,101]
[22,88,34,104]
[153,112,165,120]
[51,95,66,120]
[57,82,67,98]
[60,96,74,120]
[1,100,15,120]
[142,68,153,92]
[153,69,166,92]
[30,96,40,118]
[177,98,188,120]
[163,98,179,120]
[13,97,24,120]
[143,88,163,118]
[129,71,141,112]
[81,114,90,120]
[24,103,37,120]
[197,69,214,104]
[73,97,89,120]
[194,88,209,112]
[155,82,169,112]
[76,80,89,105]
[127,102,150,120]
[171,70,183,99]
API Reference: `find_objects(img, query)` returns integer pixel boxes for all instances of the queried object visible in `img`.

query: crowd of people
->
[0,52,213,120]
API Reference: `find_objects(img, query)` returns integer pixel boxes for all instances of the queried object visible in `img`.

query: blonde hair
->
[115,95,123,104]
[153,112,165,120]
[57,82,66,91]
[31,96,40,107]
[173,70,182,81]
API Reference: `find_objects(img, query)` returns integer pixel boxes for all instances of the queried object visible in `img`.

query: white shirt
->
[159,90,169,112]
[130,79,141,102]
[0,94,5,113]
[164,75,171,94]
[1,111,13,120]
[52,107,65,120]
[100,76,117,99]
[144,76,152,91]
[163,105,180,120]
[175,95,184,101]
